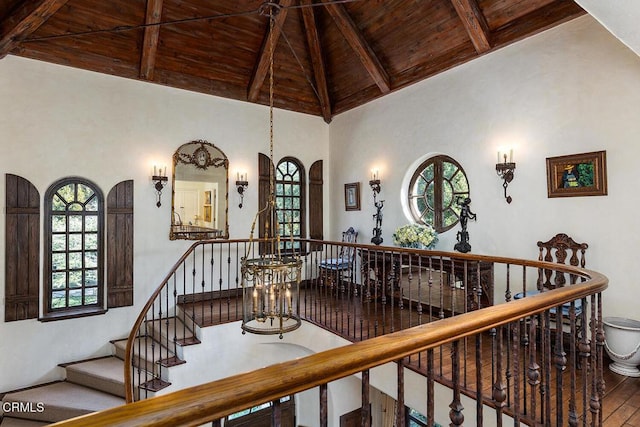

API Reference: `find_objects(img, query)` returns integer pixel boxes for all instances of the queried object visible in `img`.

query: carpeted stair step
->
[1,381,124,423]
[0,417,50,426]
[112,337,182,375]
[146,317,201,347]
[62,356,126,398]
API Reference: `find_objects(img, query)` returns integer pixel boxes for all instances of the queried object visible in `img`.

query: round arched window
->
[408,155,470,233]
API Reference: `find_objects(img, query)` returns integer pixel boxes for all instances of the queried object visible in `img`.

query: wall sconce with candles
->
[152,165,168,208]
[369,169,384,245]
[495,150,516,204]
[235,171,249,209]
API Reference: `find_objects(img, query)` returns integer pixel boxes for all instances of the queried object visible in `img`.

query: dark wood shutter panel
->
[258,153,274,254]
[309,160,323,251]
[5,174,40,321]
[107,180,134,308]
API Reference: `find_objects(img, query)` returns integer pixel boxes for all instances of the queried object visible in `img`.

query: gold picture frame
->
[546,150,607,198]
[344,182,361,211]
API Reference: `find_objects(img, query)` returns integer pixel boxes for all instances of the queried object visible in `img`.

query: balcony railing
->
[51,238,607,426]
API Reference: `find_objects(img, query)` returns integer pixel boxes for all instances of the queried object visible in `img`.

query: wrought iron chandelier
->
[241,3,302,338]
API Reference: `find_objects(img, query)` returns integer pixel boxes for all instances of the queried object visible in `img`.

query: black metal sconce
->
[236,172,248,209]
[369,170,384,245]
[496,151,516,204]
[152,166,168,208]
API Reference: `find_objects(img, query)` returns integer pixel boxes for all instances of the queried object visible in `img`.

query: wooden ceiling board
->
[2,0,586,120]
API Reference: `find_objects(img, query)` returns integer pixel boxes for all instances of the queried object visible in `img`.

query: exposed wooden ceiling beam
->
[0,0,70,59]
[300,0,332,123]
[247,0,294,103]
[451,0,492,53]
[323,2,390,94]
[139,0,164,80]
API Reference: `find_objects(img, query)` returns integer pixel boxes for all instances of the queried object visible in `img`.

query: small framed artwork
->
[546,150,607,198]
[344,182,361,211]
[204,190,212,205]
[203,205,212,222]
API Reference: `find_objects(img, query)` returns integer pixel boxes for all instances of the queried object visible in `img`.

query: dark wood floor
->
[178,288,640,426]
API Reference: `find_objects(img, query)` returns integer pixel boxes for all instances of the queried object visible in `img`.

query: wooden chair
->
[515,233,589,350]
[319,227,358,290]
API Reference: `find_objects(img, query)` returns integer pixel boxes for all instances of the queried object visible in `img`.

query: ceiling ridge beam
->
[140,0,164,80]
[300,0,332,123]
[0,0,70,59]
[247,0,294,103]
[323,2,390,94]
[451,0,492,53]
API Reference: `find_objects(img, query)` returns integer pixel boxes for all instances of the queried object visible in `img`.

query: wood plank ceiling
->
[0,0,585,123]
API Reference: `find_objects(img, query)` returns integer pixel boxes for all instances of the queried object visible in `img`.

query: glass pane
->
[276,167,284,180]
[284,184,292,196]
[69,253,82,269]
[69,234,82,251]
[421,163,434,181]
[292,185,300,197]
[443,208,459,228]
[416,197,427,214]
[69,271,82,288]
[276,183,284,196]
[413,176,428,196]
[51,291,66,308]
[69,202,83,212]
[52,254,66,271]
[69,215,83,232]
[292,224,300,235]
[84,287,97,305]
[284,197,292,209]
[292,170,299,181]
[275,197,283,209]
[52,272,66,289]
[52,195,66,211]
[57,184,75,203]
[85,233,98,250]
[426,182,435,209]
[85,270,97,287]
[293,198,300,209]
[451,170,469,193]
[85,216,98,232]
[422,209,434,225]
[443,161,459,180]
[52,215,66,232]
[76,184,94,204]
[52,235,66,251]
[85,251,98,268]
[442,180,453,210]
[69,289,83,307]
[86,197,98,212]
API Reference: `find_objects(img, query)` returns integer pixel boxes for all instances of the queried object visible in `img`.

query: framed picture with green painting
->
[546,150,607,198]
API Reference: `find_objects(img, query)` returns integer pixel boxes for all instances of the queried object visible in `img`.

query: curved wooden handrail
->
[58,265,607,427]
[123,239,251,402]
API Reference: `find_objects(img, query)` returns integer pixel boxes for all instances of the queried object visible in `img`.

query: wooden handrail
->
[54,268,607,427]
[123,239,251,402]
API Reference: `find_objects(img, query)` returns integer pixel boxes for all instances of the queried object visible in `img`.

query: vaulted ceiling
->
[0,0,586,122]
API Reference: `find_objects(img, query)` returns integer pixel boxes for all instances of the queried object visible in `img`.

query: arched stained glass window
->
[408,155,470,233]
[45,178,104,315]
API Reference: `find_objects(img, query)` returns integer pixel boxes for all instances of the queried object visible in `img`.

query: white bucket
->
[603,317,640,377]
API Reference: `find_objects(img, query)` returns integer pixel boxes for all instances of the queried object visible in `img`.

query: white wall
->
[0,56,328,391]
[329,15,640,320]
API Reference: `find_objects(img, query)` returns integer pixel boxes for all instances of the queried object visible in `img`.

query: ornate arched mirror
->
[170,140,229,240]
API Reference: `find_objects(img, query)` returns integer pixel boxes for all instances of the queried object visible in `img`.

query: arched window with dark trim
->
[275,157,306,251]
[408,155,470,233]
[44,177,104,318]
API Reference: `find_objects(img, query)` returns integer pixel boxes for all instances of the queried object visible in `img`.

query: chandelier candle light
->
[241,4,302,338]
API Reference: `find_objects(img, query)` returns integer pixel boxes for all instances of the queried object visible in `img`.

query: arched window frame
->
[407,155,470,233]
[275,157,306,252]
[43,177,105,320]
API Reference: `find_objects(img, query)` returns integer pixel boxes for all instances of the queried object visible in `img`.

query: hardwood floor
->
[178,289,640,426]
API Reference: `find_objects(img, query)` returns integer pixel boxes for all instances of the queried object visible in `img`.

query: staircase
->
[0,316,199,426]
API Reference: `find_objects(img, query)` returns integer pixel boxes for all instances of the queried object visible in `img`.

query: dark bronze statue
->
[454,197,476,253]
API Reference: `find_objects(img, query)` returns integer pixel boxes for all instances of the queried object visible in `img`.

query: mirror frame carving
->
[170,140,229,240]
